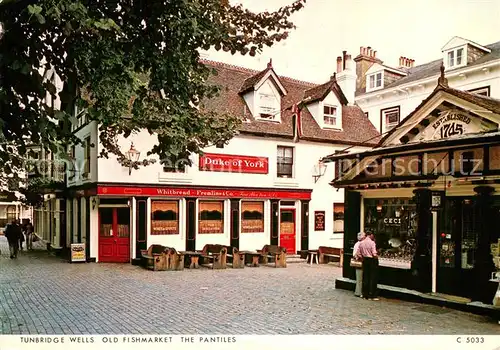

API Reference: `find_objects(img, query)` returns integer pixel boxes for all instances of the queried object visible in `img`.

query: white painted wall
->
[357,61,500,133]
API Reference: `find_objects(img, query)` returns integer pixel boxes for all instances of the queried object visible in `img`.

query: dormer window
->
[259,92,278,120]
[447,47,465,69]
[369,72,382,89]
[323,105,337,127]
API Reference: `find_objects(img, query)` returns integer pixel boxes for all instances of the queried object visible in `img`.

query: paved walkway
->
[0,236,498,334]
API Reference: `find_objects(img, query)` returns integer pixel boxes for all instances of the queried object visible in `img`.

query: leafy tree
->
[0,0,307,200]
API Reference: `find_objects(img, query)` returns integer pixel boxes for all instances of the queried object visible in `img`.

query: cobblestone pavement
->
[0,236,498,335]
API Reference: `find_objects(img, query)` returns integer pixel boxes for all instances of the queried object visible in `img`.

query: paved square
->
[0,237,498,334]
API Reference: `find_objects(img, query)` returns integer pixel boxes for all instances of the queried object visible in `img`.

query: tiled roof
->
[201,60,380,146]
[356,40,500,95]
[238,68,271,94]
[303,77,348,105]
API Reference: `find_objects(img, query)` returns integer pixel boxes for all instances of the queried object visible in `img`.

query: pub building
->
[323,68,500,304]
[31,54,379,263]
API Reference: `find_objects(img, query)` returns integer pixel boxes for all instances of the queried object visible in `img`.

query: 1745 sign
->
[432,111,471,139]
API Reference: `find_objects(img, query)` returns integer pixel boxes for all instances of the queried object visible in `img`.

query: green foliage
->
[0,0,306,177]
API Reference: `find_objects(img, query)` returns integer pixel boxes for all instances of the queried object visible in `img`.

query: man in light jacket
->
[353,232,366,297]
[358,232,379,300]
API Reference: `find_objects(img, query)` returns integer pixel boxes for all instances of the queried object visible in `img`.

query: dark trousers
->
[362,257,378,298]
[8,240,19,258]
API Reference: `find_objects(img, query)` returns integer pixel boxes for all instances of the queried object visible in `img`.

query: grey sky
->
[204,0,500,83]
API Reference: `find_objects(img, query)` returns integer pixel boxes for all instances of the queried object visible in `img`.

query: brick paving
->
[0,236,498,334]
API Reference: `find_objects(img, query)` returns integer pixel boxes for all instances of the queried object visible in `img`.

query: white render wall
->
[356,61,500,133]
[73,124,371,258]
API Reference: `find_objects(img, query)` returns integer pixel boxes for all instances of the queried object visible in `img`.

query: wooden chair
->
[222,246,245,269]
[140,244,168,271]
[318,246,344,266]
[166,247,185,271]
[199,244,227,269]
[260,244,287,268]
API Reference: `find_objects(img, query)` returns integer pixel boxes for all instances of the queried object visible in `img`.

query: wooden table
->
[180,251,202,269]
[240,251,261,267]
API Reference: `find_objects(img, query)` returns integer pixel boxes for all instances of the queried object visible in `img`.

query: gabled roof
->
[366,63,407,77]
[378,69,500,146]
[302,75,348,105]
[356,40,500,95]
[238,61,287,96]
[200,60,380,146]
[441,36,491,53]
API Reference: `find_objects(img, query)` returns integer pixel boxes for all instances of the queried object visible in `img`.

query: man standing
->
[24,220,34,251]
[358,232,379,300]
[5,220,22,259]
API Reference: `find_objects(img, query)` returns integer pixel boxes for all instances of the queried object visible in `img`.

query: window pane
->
[370,75,375,88]
[284,147,293,158]
[376,73,382,87]
[116,208,130,237]
[448,51,454,66]
[99,208,113,237]
[199,201,224,234]
[241,201,264,233]
[151,201,179,235]
[456,48,463,65]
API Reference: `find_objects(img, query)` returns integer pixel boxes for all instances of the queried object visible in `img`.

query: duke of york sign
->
[199,153,269,174]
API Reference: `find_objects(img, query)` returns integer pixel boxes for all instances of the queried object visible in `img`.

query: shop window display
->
[364,198,417,269]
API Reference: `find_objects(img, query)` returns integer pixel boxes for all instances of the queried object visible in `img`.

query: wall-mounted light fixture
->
[126,142,140,175]
[312,160,327,183]
[91,197,98,210]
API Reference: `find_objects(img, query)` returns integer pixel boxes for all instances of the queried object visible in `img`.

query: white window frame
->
[382,106,400,132]
[366,71,383,92]
[323,104,338,127]
[445,46,466,69]
[258,92,278,120]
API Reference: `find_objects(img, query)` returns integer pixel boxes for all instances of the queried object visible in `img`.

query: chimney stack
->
[399,56,415,69]
[337,51,356,105]
[336,56,343,73]
[354,46,383,93]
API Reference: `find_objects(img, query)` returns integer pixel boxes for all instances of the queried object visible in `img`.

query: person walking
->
[24,220,34,251]
[353,232,366,297]
[18,220,25,251]
[5,220,22,259]
[358,232,379,300]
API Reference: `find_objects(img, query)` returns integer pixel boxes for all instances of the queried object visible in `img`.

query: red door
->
[279,209,296,254]
[99,207,130,263]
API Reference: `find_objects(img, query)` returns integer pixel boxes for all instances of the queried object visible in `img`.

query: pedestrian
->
[352,231,366,297]
[17,220,25,251]
[24,220,34,251]
[358,231,379,300]
[5,220,22,259]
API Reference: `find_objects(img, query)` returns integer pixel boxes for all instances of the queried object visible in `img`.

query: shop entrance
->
[98,207,131,263]
[279,209,296,254]
[436,197,477,298]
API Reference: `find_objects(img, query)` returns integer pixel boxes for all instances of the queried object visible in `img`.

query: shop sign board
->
[383,217,401,226]
[314,211,325,231]
[199,153,269,174]
[70,243,86,263]
[98,186,311,200]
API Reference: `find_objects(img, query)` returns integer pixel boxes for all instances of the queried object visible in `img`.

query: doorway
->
[436,197,477,298]
[279,209,296,254]
[98,207,131,263]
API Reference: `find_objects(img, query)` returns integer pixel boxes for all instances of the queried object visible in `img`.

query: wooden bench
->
[240,250,262,267]
[318,246,344,266]
[140,244,169,271]
[180,251,203,269]
[259,244,287,268]
[166,247,185,271]
[221,245,245,269]
[198,244,227,269]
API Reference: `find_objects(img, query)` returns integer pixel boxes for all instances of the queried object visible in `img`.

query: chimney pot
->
[336,56,342,73]
[360,46,364,55]
[373,50,377,58]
